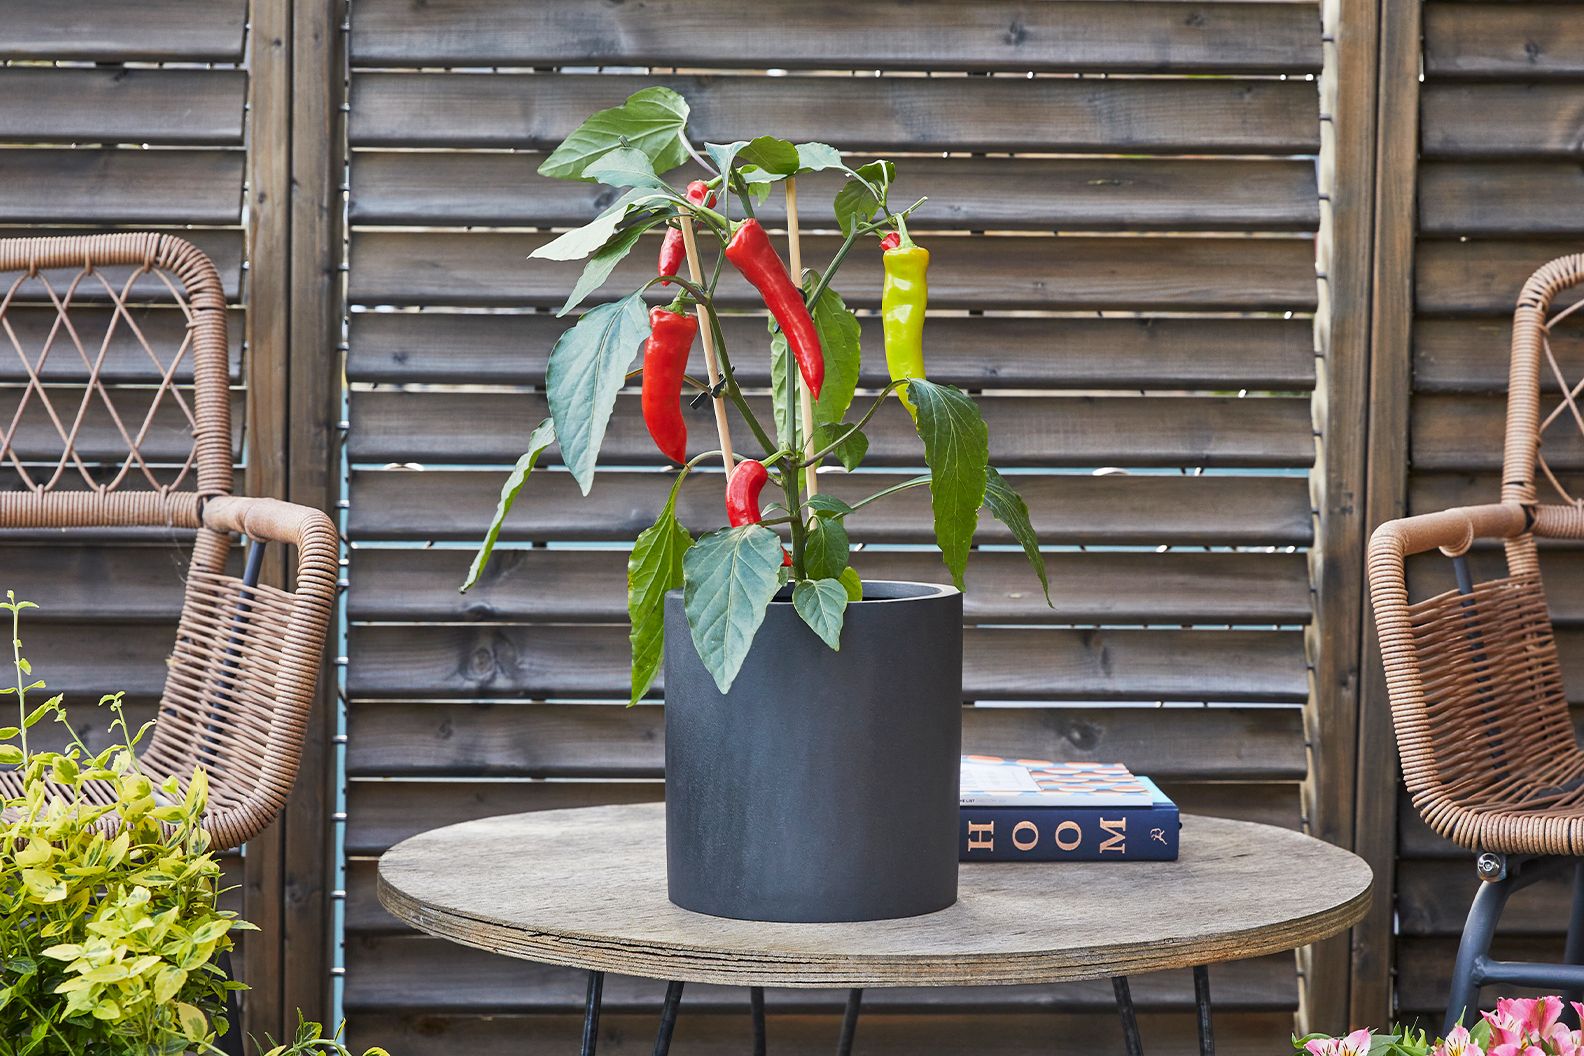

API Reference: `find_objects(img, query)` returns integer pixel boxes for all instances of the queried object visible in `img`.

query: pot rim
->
[666,579,960,605]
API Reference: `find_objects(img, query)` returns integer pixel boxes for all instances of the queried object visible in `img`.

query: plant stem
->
[843,475,932,516]
[798,380,907,467]
[9,599,25,758]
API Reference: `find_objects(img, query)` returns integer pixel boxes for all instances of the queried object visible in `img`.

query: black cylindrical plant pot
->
[664,580,963,923]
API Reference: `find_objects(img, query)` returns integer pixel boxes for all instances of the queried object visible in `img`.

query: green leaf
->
[539,86,690,181]
[556,218,655,317]
[795,141,843,173]
[838,565,864,602]
[832,160,895,235]
[461,418,556,592]
[910,378,989,589]
[705,140,748,175]
[802,272,860,427]
[806,494,854,519]
[0,744,22,765]
[809,422,868,471]
[793,579,848,651]
[627,491,693,705]
[768,318,791,440]
[546,292,651,493]
[737,135,801,177]
[581,147,668,191]
[983,468,1051,606]
[803,514,849,581]
[682,525,785,693]
[530,187,651,262]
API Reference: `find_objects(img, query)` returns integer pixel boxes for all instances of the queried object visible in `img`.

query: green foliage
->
[681,525,786,693]
[546,293,651,493]
[983,468,1051,606]
[792,579,848,651]
[627,476,694,705]
[802,273,861,428]
[460,417,556,593]
[256,1012,390,1056]
[909,379,990,589]
[538,86,690,181]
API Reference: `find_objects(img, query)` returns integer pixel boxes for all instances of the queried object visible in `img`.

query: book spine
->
[959,805,1180,862]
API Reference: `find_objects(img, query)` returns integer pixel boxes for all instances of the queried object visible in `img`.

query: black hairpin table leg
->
[1194,966,1214,1056]
[580,970,604,1056]
[836,987,864,1056]
[653,980,685,1056]
[751,985,767,1056]
[1113,976,1144,1056]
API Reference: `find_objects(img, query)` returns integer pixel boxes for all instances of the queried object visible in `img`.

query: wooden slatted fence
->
[338,2,1328,1052]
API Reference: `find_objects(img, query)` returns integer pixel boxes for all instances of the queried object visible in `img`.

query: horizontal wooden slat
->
[1396,936,1564,1014]
[0,0,245,60]
[351,0,1322,73]
[0,69,246,147]
[348,311,1317,390]
[350,72,1321,154]
[348,468,1316,546]
[0,149,243,225]
[1420,162,1584,236]
[1398,858,1568,937]
[351,547,1313,625]
[18,621,172,700]
[0,227,245,303]
[0,543,212,621]
[0,385,243,463]
[1410,317,1584,394]
[351,153,1320,232]
[344,933,1296,1012]
[1422,84,1584,159]
[346,698,1307,777]
[349,230,1319,312]
[1411,392,1584,471]
[0,307,245,385]
[1424,2,1584,80]
[349,391,1316,468]
[349,1009,1297,1056]
[346,626,1307,704]
[1416,239,1584,316]
[344,778,1299,858]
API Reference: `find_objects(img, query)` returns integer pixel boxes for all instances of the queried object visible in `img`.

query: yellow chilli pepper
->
[880,224,929,419]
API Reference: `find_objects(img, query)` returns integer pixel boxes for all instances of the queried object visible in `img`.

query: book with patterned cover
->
[959,756,1156,807]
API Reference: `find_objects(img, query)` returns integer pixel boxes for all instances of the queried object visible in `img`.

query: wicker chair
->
[1369,253,1584,1029]
[0,233,337,852]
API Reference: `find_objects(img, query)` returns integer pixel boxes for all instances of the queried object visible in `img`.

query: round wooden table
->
[379,803,1372,1056]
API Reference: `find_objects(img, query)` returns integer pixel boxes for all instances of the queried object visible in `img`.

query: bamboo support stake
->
[786,177,820,497]
[679,216,735,476]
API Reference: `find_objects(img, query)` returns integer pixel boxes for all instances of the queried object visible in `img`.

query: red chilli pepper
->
[657,181,717,286]
[724,219,824,399]
[725,459,793,566]
[640,305,698,464]
[880,231,901,252]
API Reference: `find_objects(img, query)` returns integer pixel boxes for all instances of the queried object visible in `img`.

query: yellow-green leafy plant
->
[0,592,246,1054]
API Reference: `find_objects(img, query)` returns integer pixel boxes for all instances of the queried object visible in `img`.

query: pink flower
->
[1307,1029,1373,1056]
[1434,1024,1486,1056]
[1483,997,1565,1056]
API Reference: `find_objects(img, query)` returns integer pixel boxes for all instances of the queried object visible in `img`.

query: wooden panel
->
[1397,859,1569,937]
[0,385,243,463]
[0,149,244,225]
[346,626,1307,704]
[349,230,1319,313]
[349,1009,1298,1056]
[344,933,1297,1012]
[0,69,247,146]
[349,391,1317,468]
[1412,393,1584,471]
[1416,239,1584,316]
[347,312,1317,391]
[350,547,1313,626]
[0,0,246,60]
[1396,936,1565,1015]
[351,153,1321,232]
[1422,84,1584,159]
[350,72,1321,154]
[0,543,209,620]
[1420,162,1584,237]
[18,621,173,700]
[1423,2,1584,80]
[1412,317,1558,394]
[347,468,1317,546]
[350,0,1323,73]
[346,699,1307,777]
[344,778,1300,859]
[0,307,244,385]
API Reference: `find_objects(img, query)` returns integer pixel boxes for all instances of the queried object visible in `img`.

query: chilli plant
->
[461,87,1050,697]
[0,593,388,1056]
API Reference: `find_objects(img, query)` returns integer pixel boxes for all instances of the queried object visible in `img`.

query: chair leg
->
[1445,861,1517,1035]
[1564,862,1584,1012]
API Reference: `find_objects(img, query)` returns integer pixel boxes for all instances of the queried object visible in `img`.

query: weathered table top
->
[377,803,1371,989]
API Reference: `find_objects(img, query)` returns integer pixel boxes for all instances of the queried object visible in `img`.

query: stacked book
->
[959,756,1180,862]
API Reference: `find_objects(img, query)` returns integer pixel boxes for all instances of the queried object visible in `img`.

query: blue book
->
[959,756,1180,862]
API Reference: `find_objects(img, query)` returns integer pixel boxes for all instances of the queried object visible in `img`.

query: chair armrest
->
[201,494,339,611]
[1368,503,1529,564]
